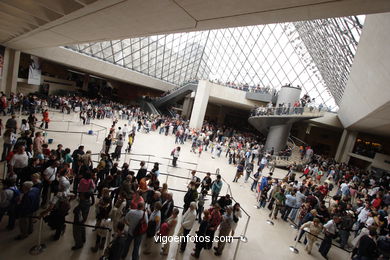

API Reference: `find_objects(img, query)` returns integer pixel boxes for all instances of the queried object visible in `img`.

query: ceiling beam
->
[0,3,46,26]
[0,11,39,29]
[1,0,63,22]
[34,0,84,16]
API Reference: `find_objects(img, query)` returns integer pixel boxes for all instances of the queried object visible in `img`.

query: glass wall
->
[65,16,364,110]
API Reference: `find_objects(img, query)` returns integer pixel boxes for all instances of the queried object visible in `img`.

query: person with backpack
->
[122,202,148,260]
[244,159,254,183]
[41,160,59,208]
[16,181,40,240]
[251,169,262,192]
[0,177,20,230]
[41,190,70,241]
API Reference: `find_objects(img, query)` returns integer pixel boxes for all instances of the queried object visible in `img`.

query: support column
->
[339,130,358,163]
[4,49,20,95]
[335,129,348,162]
[265,124,292,153]
[264,85,302,153]
[0,48,11,93]
[189,80,210,129]
[181,94,194,120]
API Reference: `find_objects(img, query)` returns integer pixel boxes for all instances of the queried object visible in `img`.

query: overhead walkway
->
[248,107,324,133]
[153,83,197,108]
[248,106,324,152]
[153,81,277,110]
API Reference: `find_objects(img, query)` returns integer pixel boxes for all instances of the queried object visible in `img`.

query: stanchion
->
[67,121,70,131]
[80,133,83,145]
[29,217,46,255]
[104,229,112,251]
[96,130,99,143]
[266,204,276,226]
[289,229,300,254]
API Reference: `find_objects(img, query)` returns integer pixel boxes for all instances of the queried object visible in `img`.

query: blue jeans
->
[122,234,143,260]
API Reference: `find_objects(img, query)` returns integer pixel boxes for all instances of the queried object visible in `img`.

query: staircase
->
[153,83,197,108]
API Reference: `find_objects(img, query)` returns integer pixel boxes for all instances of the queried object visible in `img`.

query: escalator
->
[153,83,197,108]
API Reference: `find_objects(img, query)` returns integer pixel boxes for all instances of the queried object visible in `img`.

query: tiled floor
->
[0,111,348,260]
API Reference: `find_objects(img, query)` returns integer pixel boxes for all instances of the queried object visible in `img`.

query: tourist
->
[179,201,197,252]
[211,174,223,205]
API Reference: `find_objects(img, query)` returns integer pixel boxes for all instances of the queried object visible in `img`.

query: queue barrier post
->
[29,217,46,255]
[104,229,112,252]
[80,133,83,146]
[289,228,300,254]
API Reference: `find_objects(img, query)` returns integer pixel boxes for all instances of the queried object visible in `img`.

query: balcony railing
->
[250,106,325,117]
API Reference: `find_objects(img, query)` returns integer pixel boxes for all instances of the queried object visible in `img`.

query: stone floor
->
[0,111,348,260]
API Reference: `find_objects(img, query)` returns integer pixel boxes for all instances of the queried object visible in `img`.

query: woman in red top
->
[40,109,50,129]
[130,190,144,209]
[372,193,383,209]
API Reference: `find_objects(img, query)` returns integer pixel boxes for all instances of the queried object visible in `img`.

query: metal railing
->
[250,106,324,117]
[36,120,107,146]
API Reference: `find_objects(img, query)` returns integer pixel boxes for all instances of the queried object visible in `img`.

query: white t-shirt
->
[43,167,57,182]
[10,152,29,169]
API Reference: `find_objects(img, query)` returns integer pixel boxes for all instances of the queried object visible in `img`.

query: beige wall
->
[371,153,390,171]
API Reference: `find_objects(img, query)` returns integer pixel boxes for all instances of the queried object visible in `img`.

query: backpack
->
[8,186,21,204]
[134,211,148,236]
[56,198,70,216]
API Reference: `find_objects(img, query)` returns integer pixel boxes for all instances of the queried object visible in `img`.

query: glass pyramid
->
[65,15,364,110]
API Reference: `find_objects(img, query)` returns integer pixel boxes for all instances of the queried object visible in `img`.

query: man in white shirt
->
[10,146,29,184]
[41,161,59,207]
[357,203,371,224]
[122,124,129,139]
[180,202,197,252]
[319,215,340,259]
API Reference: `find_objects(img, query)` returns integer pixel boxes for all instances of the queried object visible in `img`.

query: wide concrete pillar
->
[3,49,20,95]
[335,130,358,163]
[189,80,210,129]
[182,94,194,120]
[335,129,348,162]
[264,86,302,153]
[265,124,292,153]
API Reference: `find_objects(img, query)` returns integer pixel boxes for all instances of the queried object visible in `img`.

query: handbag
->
[133,211,148,235]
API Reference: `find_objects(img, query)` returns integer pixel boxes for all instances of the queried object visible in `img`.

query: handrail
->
[250,106,324,117]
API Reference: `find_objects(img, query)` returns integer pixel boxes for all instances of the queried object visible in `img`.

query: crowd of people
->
[250,93,325,117]
[0,93,247,259]
[0,91,389,260]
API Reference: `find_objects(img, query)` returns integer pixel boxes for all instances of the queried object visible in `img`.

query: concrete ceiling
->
[2,0,390,50]
[348,101,390,137]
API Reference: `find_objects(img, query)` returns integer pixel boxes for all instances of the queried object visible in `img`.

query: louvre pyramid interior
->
[66,16,364,110]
